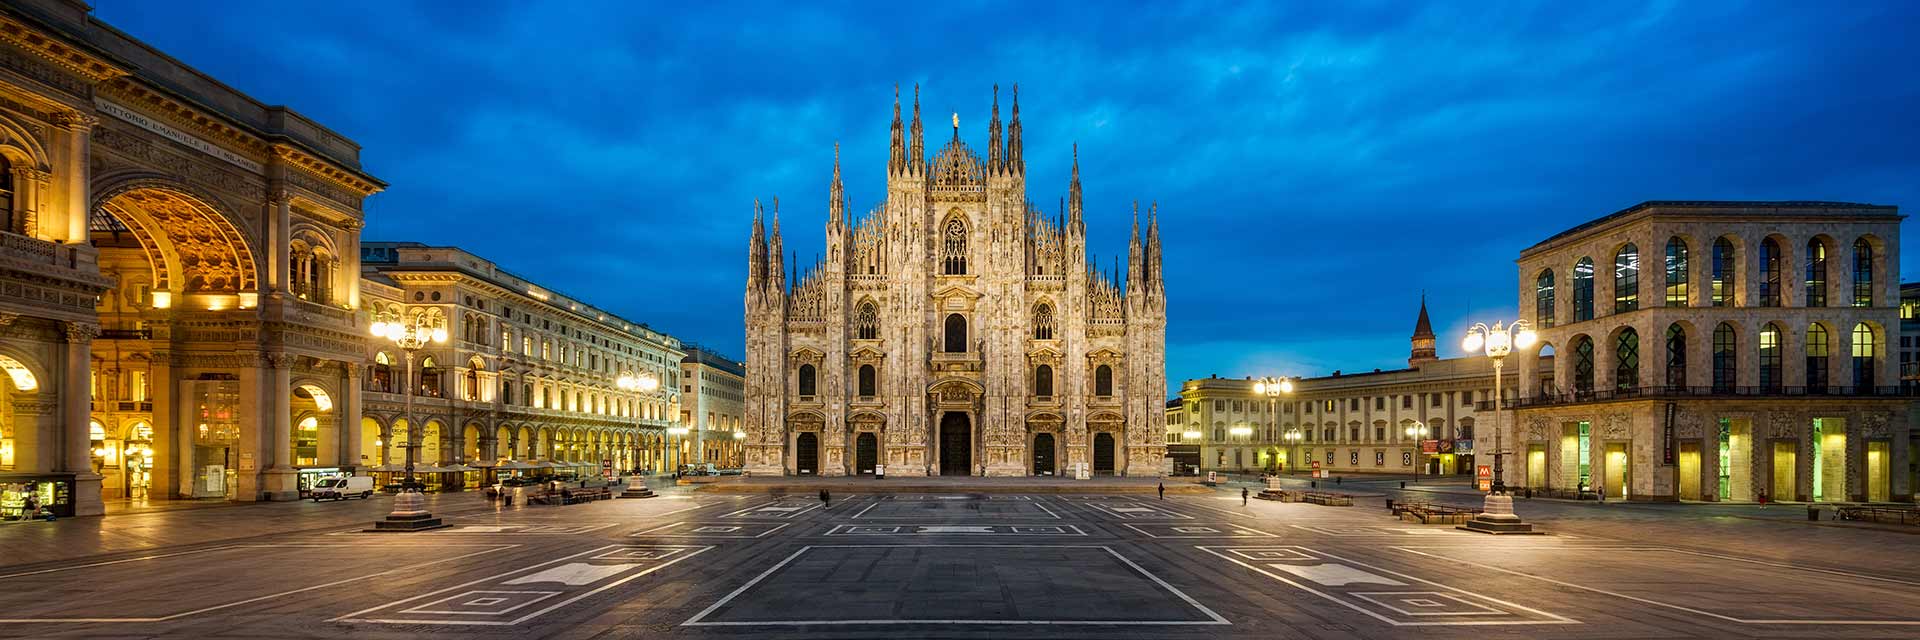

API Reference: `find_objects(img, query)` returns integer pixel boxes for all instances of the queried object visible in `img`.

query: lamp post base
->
[365,490,446,532]
[1458,493,1545,535]
[619,477,658,499]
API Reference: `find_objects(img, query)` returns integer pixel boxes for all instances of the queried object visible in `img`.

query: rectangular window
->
[1430,393,1442,407]
[1348,398,1359,411]
[1373,397,1384,410]
[1401,395,1412,409]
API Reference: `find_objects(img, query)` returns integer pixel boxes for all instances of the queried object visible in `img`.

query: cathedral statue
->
[743,84,1168,477]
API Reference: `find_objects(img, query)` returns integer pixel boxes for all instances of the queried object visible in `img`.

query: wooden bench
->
[1302,492,1353,507]
[1837,506,1920,525]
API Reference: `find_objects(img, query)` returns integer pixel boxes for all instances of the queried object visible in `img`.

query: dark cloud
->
[94,0,1920,387]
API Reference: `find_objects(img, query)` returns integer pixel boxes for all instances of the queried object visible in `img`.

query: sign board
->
[1421,440,1440,454]
[1454,439,1474,453]
[1437,440,1455,454]
[1476,465,1493,491]
[1662,402,1677,466]
[602,459,613,476]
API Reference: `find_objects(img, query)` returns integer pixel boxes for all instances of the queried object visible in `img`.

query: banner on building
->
[1662,402,1676,466]
[1421,440,1440,454]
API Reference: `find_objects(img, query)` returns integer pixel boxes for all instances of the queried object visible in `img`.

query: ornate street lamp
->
[1282,429,1303,476]
[1404,421,1430,484]
[1252,376,1294,472]
[1461,319,1542,534]
[369,308,448,532]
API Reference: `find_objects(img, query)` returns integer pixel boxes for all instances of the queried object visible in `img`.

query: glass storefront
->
[1,475,75,519]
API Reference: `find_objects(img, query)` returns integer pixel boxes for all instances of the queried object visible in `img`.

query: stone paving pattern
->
[0,474,1917,638]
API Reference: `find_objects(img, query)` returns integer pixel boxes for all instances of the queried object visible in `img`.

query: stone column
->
[342,362,363,468]
[261,353,297,500]
[61,322,102,516]
[268,189,292,295]
[52,112,94,244]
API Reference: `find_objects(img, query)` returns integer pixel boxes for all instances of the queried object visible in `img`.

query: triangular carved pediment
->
[932,283,984,300]
[849,347,887,360]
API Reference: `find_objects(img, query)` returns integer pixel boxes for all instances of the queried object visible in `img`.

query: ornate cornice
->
[0,16,128,83]
[273,144,382,196]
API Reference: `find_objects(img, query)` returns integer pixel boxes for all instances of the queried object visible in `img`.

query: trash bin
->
[1808,505,1820,521]
[1385,498,1395,512]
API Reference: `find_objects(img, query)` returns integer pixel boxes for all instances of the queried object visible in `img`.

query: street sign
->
[1662,402,1676,465]
[1476,465,1493,491]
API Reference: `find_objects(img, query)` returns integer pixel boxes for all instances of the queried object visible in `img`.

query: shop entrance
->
[1770,440,1797,502]
[795,432,818,476]
[1867,440,1891,502]
[1813,418,1845,502]
[1032,433,1056,476]
[1603,442,1629,499]
[1527,445,1546,488]
[1678,442,1702,500]
[1093,433,1116,475]
[1718,418,1752,501]
[938,413,971,476]
[855,432,877,475]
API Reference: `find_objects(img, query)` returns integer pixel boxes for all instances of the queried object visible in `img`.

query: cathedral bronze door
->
[1033,433,1056,476]
[1093,433,1116,475]
[796,432,819,475]
[856,432,877,474]
[939,412,971,476]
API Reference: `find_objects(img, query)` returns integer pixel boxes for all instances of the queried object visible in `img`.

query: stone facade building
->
[357,243,686,482]
[1506,201,1910,502]
[1168,301,1517,477]
[0,0,382,516]
[680,346,745,468]
[742,86,1168,477]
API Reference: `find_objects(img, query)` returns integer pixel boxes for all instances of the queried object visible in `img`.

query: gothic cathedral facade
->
[742,86,1168,477]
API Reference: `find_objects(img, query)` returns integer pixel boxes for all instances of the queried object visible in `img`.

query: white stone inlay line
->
[504,563,641,586]
[1266,563,1408,587]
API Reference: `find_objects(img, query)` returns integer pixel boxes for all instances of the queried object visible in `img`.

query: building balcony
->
[1482,385,1915,410]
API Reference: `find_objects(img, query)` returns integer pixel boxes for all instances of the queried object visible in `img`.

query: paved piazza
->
[3,479,1920,639]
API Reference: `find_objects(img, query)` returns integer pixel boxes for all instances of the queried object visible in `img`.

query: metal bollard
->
[1400,481,1406,489]
[1311,480,1317,489]
[1386,498,1395,512]
[1808,505,1819,521]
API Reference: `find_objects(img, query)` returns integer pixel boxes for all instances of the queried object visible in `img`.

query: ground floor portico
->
[1513,399,1912,502]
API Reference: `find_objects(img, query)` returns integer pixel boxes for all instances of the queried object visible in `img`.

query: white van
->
[310,476,375,501]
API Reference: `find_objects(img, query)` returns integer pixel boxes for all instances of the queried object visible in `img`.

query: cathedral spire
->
[829,142,845,226]
[769,198,785,294]
[987,84,1002,173]
[909,83,924,176]
[1067,143,1084,231]
[889,85,904,174]
[1128,201,1143,293]
[1007,83,1023,174]
[749,199,767,290]
[1148,203,1162,292]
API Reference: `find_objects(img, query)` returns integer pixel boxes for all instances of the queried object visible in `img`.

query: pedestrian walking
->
[1241,487,1249,506]
[1157,482,1165,500]
[820,489,830,509]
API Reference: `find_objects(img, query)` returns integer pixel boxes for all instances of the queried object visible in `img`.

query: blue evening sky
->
[92,1,1920,386]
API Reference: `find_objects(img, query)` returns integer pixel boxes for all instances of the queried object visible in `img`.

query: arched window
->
[1572,258,1594,321]
[1571,336,1595,393]
[1033,303,1055,340]
[1034,364,1054,397]
[857,364,876,397]
[0,155,14,233]
[1805,239,1828,307]
[1759,238,1782,307]
[1711,238,1736,307]
[855,302,879,340]
[1664,237,1688,306]
[1712,323,1737,392]
[944,313,967,353]
[463,367,479,401]
[942,217,968,275]
[372,352,394,393]
[1759,323,1782,392]
[1613,243,1639,313]
[1806,324,1830,394]
[1853,238,1874,307]
[1664,324,1687,388]
[1534,270,1556,328]
[419,356,443,398]
[1094,364,1114,397]
[797,363,817,397]
[1852,323,1876,390]
[1614,328,1639,390]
